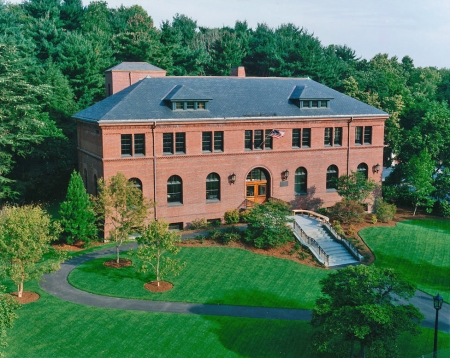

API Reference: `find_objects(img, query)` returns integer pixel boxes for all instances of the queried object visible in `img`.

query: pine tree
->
[59,170,97,246]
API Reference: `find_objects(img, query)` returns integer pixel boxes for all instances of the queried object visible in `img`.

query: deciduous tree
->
[0,205,66,298]
[336,171,378,204]
[94,172,151,264]
[311,265,423,358]
[131,220,185,286]
[0,285,20,356]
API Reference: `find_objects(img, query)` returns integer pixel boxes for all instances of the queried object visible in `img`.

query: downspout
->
[347,117,353,175]
[152,121,157,220]
[129,72,132,87]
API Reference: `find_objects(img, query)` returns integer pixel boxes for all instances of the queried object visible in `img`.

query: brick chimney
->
[230,66,246,77]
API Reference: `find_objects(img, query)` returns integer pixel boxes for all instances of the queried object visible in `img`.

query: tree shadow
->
[190,289,331,358]
[290,186,324,211]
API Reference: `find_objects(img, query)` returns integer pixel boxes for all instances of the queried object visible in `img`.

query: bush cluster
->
[374,198,396,223]
[328,200,365,224]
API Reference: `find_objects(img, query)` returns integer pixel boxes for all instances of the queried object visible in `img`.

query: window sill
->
[168,202,183,206]
[326,188,337,192]
[295,193,308,196]
[121,154,132,157]
[206,199,220,203]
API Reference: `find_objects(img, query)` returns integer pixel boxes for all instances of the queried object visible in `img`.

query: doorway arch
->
[246,167,270,204]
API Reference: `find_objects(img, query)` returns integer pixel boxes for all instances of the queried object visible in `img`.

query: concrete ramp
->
[292,215,360,268]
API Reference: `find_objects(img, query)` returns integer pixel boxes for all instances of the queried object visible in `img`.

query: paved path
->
[40,243,450,332]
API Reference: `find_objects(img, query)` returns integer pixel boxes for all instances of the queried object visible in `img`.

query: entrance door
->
[246,168,269,204]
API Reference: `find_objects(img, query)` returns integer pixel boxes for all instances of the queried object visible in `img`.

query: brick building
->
[75,62,388,229]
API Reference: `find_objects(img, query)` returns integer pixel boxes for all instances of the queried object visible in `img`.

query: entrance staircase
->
[291,214,361,268]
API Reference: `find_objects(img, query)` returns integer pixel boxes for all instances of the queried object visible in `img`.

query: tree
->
[311,265,423,358]
[0,205,66,298]
[0,33,63,200]
[336,171,378,204]
[0,285,20,356]
[244,199,293,249]
[403,149,435,215]
[94,172,151,264]
[131,220,185,287]
[59,170,97,247]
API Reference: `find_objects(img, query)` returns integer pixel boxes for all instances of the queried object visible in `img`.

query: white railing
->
[291,220,329,266]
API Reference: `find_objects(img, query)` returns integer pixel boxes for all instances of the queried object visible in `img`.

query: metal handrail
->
[322,221,363,261]
[292,220,329,266]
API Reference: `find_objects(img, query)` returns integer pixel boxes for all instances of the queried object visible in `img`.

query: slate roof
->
[105,62,165,72]
[74,76,388,123]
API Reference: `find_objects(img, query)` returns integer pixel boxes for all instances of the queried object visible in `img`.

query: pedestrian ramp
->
[290,214,361,268]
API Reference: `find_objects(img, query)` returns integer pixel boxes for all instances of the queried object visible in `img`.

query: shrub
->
[190,218,208,230]
[347,224,356,237]
[208,229,222,242]
[371,214,378,224]
[316,207,329,216]
[222,231,241,245]
[244,199,293,249]
[328,200,365,224]
[332,220,345,237]
[434,200,450,217]
[224,209,240,224]
[374,198,396,223]
[239,209,251,223]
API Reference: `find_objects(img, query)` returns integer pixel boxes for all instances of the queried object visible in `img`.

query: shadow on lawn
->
[377,254,450,294]
[194,289,330,358]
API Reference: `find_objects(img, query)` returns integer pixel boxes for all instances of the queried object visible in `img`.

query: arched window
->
[94,175,98,196]
[167,175,182,204]
[129,177,143,191]
[83,168,88,191]
[246,168,267,181]
[357,163,368,179]
[206,173,220,201]
[326,165,338,190]
[295,167,307,194]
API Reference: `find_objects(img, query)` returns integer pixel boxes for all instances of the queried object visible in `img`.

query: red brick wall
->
[79,116,385,229]
[105,70,167,96]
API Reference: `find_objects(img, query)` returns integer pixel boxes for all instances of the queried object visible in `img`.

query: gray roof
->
[105,62,165,72]
[74,77,388,123]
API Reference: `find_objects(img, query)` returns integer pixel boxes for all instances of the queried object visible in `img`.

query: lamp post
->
[433,293,444,358]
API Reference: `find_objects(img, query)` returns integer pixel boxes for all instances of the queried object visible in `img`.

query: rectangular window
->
[364,126,372,144]
[175,133,185,154]
[355,126,363,145]
[324,128,332,146]
[334,127,342,146]
[214,131,223,152]
[134,134,145,155]
[245,130,252,150]
[163,133,173,154]
[292,129,301,148]
[311,100,319,108]
[301,100,310,108]
[121,134,132,156]
[302,128,311,147]
[265,129,273,150]
[202,132,212,152]
[197,102,205,109]
[254,130,263,149]
[175,102,183,110]
[320,100,328,108]
[186,102,195,110]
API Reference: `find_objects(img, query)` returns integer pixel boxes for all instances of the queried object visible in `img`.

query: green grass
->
[68,246,329,309]
[4,280,449,358]
[360,219,450,302]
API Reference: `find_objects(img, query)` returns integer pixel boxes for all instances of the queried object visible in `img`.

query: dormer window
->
[290,85,332,109]
[164,85,212,111]
[172,101,208,111]
[300,100,329,108]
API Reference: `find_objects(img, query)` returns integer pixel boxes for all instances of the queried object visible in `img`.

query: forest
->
[0,0,449,213]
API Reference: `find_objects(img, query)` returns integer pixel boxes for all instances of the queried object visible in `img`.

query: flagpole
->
[257,130,274,149]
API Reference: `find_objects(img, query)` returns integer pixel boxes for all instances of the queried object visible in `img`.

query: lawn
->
[359,219,450,302]
[3,280,449,358]
[68,246,329,309]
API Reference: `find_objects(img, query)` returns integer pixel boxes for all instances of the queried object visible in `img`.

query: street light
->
[433,293,444,358]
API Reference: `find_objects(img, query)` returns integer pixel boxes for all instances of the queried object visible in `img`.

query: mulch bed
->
[104,258,132,268]
[10,291,40,304]
[144,281,173,292]
[52,241,105,251]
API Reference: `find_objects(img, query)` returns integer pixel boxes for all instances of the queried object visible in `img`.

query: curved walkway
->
[40,243,450,332]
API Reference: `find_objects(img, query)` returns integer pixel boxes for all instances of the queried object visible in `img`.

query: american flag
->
[269,129,285,139]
